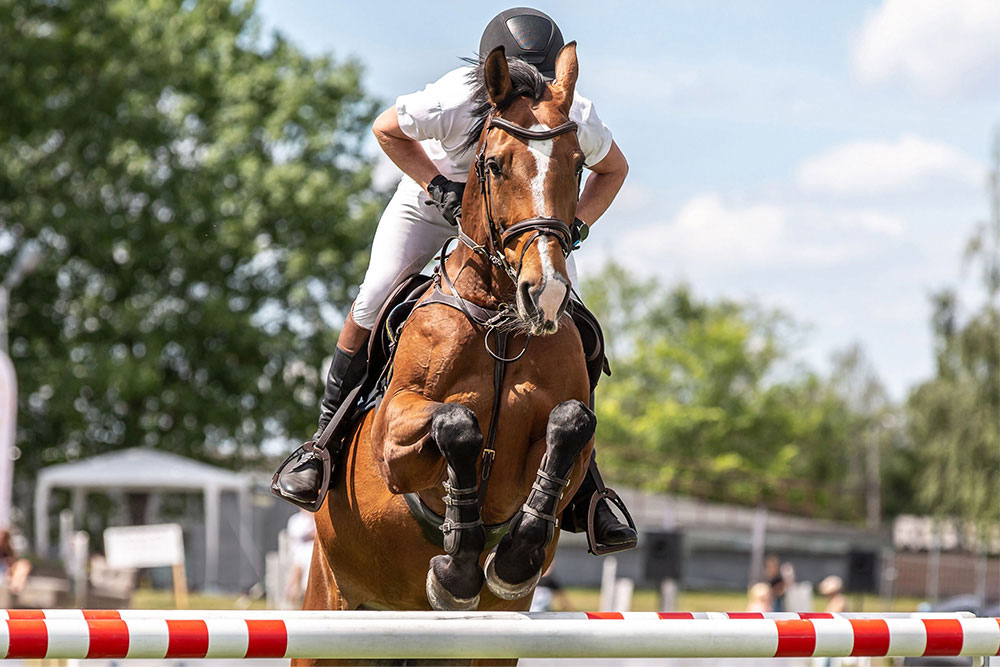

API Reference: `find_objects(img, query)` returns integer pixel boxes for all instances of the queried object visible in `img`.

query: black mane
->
[460,55,549,154]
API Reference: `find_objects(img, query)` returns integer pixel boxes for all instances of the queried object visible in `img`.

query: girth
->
[402,491,514,551]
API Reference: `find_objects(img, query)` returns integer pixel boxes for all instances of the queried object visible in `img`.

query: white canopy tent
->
[34,448,252,590]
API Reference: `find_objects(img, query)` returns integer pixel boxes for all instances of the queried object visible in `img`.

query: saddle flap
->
[359,273,433,403]
[568,298,611,392]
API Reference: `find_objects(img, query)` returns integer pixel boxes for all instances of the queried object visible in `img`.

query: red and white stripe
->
[0,610,997,660]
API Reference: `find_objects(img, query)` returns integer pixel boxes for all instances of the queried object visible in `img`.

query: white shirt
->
[396,66,614,183]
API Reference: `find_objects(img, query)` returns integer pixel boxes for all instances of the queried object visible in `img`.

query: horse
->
[300,43,594,666]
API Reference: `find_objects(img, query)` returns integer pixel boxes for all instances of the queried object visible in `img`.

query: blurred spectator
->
[530,565,574,612]
[0,529,31,596]
[818,575,847,613]
[285,510,316,607]
[747,582,772,612]
[765,554,787,612]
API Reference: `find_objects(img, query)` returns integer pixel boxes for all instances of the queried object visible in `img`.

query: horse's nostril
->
[518,281,533,312]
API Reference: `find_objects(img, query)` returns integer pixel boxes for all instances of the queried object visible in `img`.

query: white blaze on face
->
[525,124,568,325]
[526,125,554,216]
[534,235,567,322]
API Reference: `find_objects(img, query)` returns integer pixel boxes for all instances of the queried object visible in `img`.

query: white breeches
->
[352,176,578,330]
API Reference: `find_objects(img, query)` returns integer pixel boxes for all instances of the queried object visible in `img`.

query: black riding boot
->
[561,452,638,551]
[273,346,368,506]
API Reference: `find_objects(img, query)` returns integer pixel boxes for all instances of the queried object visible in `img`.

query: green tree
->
[583,264,900,521]
[0,0,382,477]
[908,135,1000,531]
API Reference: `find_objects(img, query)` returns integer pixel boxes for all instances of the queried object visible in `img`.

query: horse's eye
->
[487,159,502,177]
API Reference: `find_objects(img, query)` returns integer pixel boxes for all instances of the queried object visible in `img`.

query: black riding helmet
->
[479,7,564,79]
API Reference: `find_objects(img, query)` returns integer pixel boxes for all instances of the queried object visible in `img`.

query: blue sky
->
[256,0,1000,398]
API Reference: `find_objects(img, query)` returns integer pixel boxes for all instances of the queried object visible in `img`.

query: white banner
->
[104,523,185,569]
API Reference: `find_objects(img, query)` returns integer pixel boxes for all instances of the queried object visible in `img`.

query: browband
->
[488,117,579,141]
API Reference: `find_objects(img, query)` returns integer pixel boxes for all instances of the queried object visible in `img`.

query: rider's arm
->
[372,105,441,194]
[575,140,628,227]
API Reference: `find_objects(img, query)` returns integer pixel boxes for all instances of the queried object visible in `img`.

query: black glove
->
[426,175,465,226]
[570,217,589,248]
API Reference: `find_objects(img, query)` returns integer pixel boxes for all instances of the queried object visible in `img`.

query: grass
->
[129,585,922,614]
[130,587,269,610]
[561,587,925,613]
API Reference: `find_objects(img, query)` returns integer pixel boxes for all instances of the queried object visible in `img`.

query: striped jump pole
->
[0,610,998,661]
[1,609,978,621]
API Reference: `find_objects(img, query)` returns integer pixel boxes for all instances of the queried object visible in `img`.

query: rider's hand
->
[426,175,465,226]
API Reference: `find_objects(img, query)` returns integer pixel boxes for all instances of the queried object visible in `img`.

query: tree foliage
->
[0,0,382,476]
[907,135,1000,532]
[583,264,905,521]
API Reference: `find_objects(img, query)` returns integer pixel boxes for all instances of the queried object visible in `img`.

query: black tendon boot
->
[272,345,368,508]
[561,452,638,553]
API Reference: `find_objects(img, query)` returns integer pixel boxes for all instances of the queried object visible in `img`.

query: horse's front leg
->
[424,403,487,610]
[485,399,595,600]
[373,392,487,610]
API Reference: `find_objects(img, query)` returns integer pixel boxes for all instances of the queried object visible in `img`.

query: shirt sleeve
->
[573,95,614,167]
[395,69,471,148]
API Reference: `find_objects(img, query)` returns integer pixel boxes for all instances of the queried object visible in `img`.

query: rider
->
[274,7,636,552]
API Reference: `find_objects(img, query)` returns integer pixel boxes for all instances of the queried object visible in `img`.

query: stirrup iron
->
[586,487,638,555]
[270,440,332,512]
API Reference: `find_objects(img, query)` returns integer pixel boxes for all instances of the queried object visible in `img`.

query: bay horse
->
[301,43,594,666]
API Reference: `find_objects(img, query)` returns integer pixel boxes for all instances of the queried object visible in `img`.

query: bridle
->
[454,110,580,283]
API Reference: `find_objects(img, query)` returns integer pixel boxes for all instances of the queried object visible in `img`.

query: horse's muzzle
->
[517,274,570,335]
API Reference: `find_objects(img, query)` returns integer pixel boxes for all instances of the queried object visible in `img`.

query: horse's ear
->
[551,41,578,113]
[484,46,513,107]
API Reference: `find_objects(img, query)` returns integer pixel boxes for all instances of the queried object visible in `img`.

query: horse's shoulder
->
[399,304,478,353]
[385,305,482,394]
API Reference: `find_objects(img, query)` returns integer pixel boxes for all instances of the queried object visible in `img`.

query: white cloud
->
[614,194,897,273]
[852,0,1000,98]
[653,195,788,265]
[841,211,906,237]
[795,135,983,196]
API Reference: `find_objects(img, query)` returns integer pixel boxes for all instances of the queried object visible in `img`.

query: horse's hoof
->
[425,568,480,611]
[484,550,542,600]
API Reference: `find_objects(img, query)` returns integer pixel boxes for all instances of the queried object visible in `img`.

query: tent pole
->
[204,485,220,591]
[71,487,85,530]
[33,480,49,556]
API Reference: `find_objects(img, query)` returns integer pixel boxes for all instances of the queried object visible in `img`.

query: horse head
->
[467,43,583,336]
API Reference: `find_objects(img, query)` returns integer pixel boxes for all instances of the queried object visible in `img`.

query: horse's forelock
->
[461,56,549,154]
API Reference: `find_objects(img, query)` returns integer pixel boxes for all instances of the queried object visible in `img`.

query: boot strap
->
[440,518,484,534]
[442,480,479,506]
[531,481,564,500]
[443,495,479,507]
[443,480,479,497]
[536,469,570,487]
[521,503,559,526]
